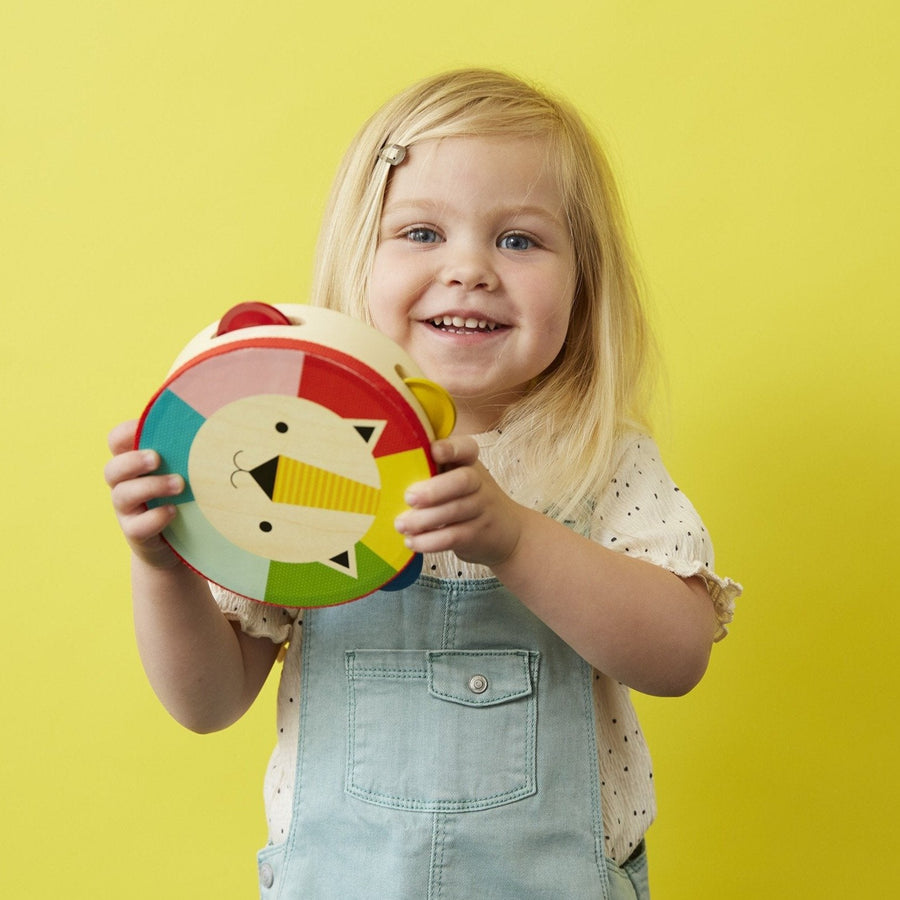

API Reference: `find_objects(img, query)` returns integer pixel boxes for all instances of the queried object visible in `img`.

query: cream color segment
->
[189,394,379,563]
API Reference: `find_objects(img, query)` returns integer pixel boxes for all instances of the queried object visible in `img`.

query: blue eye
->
[406,227,441,244]
[499,233,534,251]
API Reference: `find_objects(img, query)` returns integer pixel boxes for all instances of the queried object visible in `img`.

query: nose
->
[438,243,498,292]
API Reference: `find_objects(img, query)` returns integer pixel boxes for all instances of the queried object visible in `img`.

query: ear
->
[403,377,456,439]
[216,302,292,336]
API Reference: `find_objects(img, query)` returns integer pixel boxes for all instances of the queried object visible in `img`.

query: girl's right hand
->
[104,419,184,569]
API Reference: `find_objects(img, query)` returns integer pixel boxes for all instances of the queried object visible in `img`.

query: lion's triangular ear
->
[216,302,291,336]
[349,420,386,447]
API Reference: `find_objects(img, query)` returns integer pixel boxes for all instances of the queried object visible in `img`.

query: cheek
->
[537,279,575,339]
[367,248,428,336]
[537,290,576,366]
[366,255,394,326]
[365,287,404,345]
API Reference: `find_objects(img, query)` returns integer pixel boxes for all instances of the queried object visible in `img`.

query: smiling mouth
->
[428,315,503,334]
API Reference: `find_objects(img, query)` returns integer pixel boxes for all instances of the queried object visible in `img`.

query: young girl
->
[106,68,740,899]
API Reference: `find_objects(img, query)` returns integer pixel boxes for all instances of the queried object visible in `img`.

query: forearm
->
[397,437,717,695]
[492,508,718,696]
[106,421,277,730]
[131,555,278,732]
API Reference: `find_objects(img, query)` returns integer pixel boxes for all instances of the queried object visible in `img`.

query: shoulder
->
[592,432,741,639]
[600,433,674,508]
[592,431,700,539]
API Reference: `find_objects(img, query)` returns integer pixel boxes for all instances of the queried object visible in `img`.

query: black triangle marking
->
[329,551,351,570]
[250,457,280,500]
[354,425,376,443]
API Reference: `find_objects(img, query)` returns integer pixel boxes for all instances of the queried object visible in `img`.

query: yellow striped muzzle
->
[250,455,380,516]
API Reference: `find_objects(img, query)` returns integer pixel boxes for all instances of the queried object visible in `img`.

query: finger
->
[120,504,178,545]
[108,419,140,455]
[404,465,481,509]
[430,435,479,468]
[104,447,162,488]
[396,491,483,537]
[400,525,462,556]
[110,472,185,515]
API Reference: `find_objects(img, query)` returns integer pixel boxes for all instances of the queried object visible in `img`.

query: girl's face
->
[368,136,576,434]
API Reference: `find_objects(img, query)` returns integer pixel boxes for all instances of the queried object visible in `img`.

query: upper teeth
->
[431,316,498,331]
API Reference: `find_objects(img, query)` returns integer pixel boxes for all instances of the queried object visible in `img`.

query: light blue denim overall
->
[257,576,649,899]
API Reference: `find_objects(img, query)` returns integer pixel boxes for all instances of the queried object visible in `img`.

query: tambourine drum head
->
[137,337,435,607]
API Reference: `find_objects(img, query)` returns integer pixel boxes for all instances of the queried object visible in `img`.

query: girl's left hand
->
[394,436,523,568]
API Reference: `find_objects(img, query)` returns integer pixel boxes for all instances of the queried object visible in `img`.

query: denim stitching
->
[345,649,539,811]
[428,813,446,900]
[427,650,534,705]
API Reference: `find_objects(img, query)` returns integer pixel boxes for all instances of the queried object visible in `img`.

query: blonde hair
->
[312,68,656,520]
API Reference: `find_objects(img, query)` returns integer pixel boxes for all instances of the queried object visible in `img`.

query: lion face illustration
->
[137,303,454,608]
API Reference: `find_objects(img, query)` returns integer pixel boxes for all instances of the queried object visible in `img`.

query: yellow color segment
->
[272,455,380,515]
[361,448,430,566]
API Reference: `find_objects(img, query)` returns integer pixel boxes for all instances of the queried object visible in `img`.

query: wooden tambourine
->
[136,302,455,608]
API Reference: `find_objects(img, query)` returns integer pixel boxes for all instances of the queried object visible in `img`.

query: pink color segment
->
[168,345,305,417]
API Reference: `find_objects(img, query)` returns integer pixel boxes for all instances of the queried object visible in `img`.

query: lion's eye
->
[275,422,288,433]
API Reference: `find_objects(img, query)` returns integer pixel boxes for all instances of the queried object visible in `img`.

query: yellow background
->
[3,1,897,896]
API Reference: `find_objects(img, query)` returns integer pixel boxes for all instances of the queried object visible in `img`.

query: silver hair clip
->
[377,144,407,166]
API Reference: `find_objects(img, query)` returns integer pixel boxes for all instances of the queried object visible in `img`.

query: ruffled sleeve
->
[590,435,741,640]
[209,583,298,644]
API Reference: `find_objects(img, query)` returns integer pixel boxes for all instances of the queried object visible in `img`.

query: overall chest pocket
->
[345,649,539,812]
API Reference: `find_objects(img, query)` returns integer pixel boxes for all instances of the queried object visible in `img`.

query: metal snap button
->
[467,674,488,694]
[260,862,275,890]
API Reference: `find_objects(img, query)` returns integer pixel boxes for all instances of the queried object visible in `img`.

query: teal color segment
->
[139,389,205,506]
[165,501,271,600]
